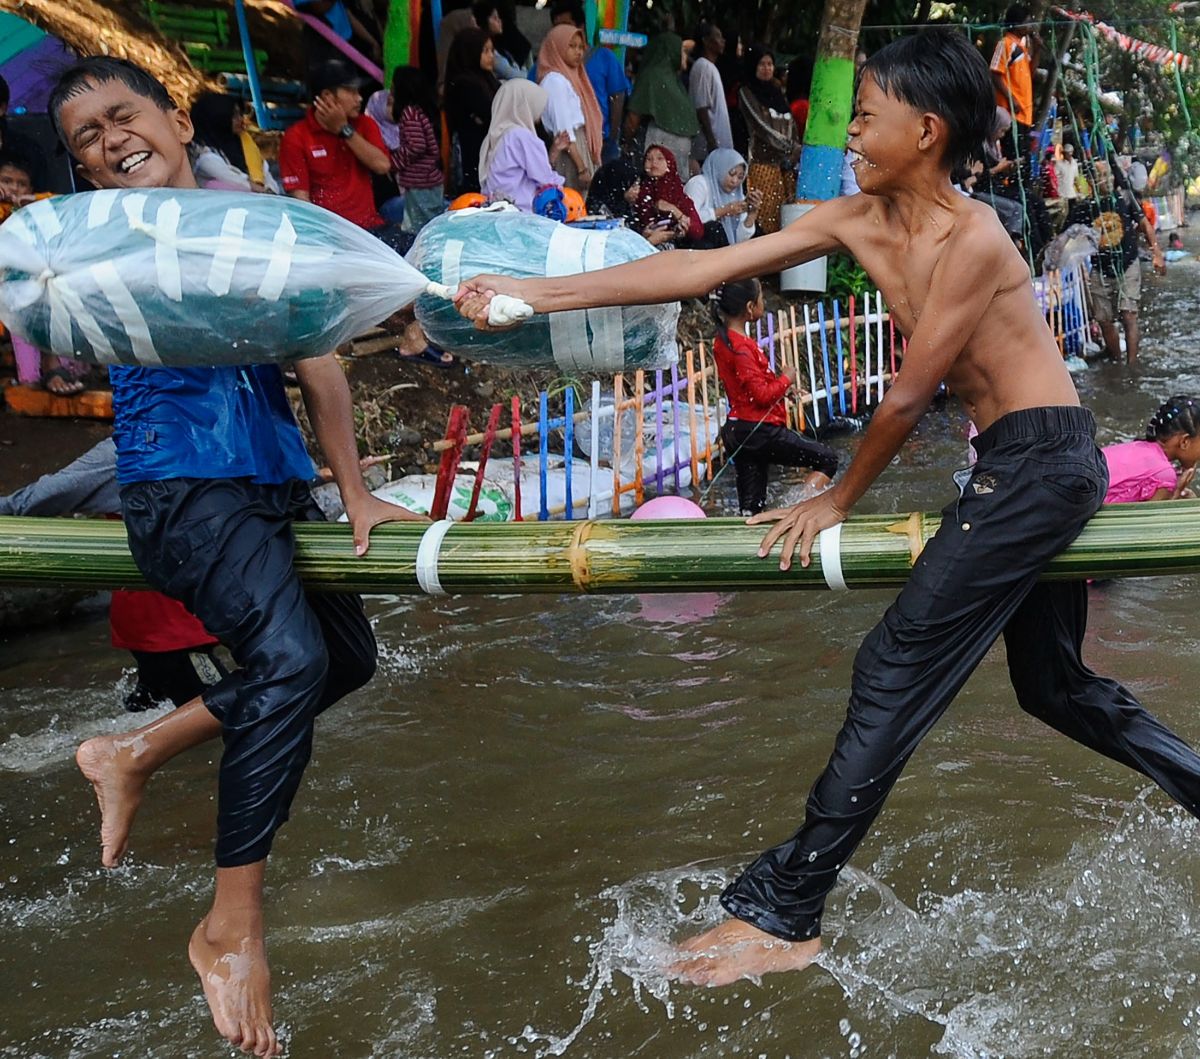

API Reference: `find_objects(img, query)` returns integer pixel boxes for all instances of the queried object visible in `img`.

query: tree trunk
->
[795,0,869,202]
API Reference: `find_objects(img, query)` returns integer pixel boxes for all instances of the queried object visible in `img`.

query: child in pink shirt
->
[1103,395,1200,504]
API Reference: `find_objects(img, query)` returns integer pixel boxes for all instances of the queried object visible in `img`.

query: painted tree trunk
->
[795,0,869,202]
[383,0,423,77]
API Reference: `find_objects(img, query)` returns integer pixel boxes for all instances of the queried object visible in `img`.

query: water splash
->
[511,863,731,1056]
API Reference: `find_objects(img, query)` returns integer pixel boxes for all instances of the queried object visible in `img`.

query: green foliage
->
[825,252,875,301]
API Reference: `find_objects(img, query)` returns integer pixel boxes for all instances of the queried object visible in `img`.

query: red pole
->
[431,405,468,520]
[464,403,502,521]
[511,396,523,522]
[848,294,858,414]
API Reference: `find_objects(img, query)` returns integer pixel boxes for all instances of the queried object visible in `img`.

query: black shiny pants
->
[720,419,840,516]
[122,478,377,868]
[722,406,1200,941]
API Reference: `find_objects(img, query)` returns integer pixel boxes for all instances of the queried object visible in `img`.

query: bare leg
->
[670,919,822,987]
[75,696,220,866]
[1121,309,1139,365]
[1098,319,1122,359]
[189,860,279,1057]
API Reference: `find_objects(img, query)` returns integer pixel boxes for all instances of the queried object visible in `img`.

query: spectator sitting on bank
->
[480,79,566,212]
[632,143,703,248]
[279,59,397,237]
[190,92,279,193]
[389,66,446,233]
[0,152,87,395]
[1085,159,1165,365]
[689,23,734,166]
[684,148,761,247]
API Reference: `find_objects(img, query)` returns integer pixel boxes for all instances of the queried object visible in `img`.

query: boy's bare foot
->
[671,919,822,987]
[75,735,149,867]
[189,918,279,1057]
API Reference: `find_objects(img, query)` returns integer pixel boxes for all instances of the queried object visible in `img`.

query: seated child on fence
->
[0,151,88,395]
[710,278,838,515]
[1104,395,1200,504]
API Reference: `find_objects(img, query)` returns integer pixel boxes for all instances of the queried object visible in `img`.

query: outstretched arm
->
[754,218,1005,569]
[455,196,856,325]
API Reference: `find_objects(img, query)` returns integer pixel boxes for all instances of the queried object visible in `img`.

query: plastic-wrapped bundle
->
[408,208,680,371]
[0,189,438,367]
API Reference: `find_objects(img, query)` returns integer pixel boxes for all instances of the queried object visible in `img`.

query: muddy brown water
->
[5,249,1200,1058]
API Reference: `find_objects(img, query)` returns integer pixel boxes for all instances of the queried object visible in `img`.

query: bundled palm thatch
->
[2,501,1200,594]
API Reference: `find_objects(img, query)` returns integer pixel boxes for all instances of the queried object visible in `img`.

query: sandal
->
[397,345,455,368]
[42,368,86,396]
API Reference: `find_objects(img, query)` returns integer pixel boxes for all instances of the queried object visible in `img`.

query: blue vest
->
[111,364,315,486]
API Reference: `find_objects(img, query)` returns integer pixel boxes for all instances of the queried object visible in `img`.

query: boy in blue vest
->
[51,58,422,1056]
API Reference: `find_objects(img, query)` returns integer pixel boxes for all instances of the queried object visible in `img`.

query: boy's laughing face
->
[58,78,196,190]
[847,73,945,195]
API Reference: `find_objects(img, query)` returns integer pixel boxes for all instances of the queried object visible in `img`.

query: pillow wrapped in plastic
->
[408,207,680,372]
[0,189,439,367]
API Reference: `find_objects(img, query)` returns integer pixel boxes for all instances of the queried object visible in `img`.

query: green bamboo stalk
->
[2,503,1200,594]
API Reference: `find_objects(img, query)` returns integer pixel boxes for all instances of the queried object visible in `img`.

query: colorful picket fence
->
[1034,263,1091,358]
[423,273,1088,520]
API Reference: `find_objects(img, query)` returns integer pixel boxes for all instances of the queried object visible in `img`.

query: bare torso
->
[837,193,1079,432]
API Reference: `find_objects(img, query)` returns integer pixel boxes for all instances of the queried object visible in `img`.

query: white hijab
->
[479,79,549,185]
[703,148,747,245]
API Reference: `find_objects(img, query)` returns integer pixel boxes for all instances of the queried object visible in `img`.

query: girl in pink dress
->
[1103,395,1200,504]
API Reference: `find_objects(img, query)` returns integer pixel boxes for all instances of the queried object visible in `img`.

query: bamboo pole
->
[4,502,1200,594]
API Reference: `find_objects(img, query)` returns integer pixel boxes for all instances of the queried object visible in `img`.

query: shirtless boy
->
[51,58,422,1056]
[458,32,1200,986]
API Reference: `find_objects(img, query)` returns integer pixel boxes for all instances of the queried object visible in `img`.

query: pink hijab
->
[537,25,604,163]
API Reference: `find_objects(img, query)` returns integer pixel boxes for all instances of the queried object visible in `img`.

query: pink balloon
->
[630,495,707,520]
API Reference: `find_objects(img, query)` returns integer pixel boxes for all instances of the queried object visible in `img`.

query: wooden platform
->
[4,384,114,420]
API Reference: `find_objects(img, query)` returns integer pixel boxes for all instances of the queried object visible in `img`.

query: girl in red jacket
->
[713,278,838,514]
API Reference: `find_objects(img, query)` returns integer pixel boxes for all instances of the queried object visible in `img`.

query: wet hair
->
[189,92,247,172]
[711,278,762,348]
[392,66,439,128]
[48,57,176,143]
[1146,396,1200,442]
[860,31,995,169]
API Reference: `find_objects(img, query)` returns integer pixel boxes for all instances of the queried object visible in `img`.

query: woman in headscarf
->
[445,27,501,193]
[480,79,566,211]
[189,92,278,193]
[625,32,698,176]
[738,44,798,234]
[632,144,703,248]
[587,158,640,221]
[684,147,761,247]
[537,24,604,191]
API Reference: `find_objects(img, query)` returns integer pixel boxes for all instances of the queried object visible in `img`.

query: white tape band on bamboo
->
[415,518,455,595]
[819,523,848,591]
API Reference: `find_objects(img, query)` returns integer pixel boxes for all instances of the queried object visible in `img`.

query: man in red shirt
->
[280,59,395,234]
